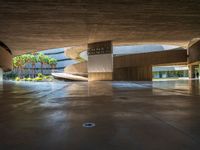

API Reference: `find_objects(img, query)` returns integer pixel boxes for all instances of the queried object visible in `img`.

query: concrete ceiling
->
[1,0,200,55]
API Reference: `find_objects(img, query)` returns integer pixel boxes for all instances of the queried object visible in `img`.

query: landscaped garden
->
[5,53,57,82]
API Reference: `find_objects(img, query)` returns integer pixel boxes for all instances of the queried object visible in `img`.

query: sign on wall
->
[87,41,113,73]
[88,41,112,55]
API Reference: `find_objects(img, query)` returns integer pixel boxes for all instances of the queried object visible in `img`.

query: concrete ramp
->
[52,73,88,81]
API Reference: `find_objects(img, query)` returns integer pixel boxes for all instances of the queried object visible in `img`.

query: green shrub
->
[44,76,51,79]
[37,73,43,78]
[34,77,43,81]
[44,76,53,81]
[27,78,32,81]
[3,71,17,80]
[14,75,52,82]
[15,77,20,81]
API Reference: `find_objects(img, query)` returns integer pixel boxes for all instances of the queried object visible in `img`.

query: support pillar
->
[188,65,195,79]
[87,41,113,81]
[0,68,3,81]
[199,64,200,79]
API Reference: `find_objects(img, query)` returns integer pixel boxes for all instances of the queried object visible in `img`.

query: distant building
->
[152,66,188,78]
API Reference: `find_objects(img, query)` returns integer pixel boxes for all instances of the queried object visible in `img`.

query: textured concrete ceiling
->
[0,0,200,54]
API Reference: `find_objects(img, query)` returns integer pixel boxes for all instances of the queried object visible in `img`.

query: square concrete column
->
[0,68,3,81]
[87,41,113,81]
[188,65,195,79]
[199,64,200,79]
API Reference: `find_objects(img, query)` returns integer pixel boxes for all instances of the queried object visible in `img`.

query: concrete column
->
[0,43,12,73]
[0,68,2,90]
[87,41,113,81]
[199,64,200,79]
[0,68,3,81]
[188,65,195,79]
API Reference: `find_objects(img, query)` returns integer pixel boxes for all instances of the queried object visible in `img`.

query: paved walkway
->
[0,80,200,150]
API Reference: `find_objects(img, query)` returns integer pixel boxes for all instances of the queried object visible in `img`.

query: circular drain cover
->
[82,122,96,128]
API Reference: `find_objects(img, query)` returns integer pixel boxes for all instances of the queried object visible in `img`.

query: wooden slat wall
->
[114,49,187,68]
[113,49,187,81]
[188,40,200,64]
[114,66,152,81]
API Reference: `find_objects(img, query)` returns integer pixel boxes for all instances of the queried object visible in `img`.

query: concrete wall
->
[114,49,187,68]
[0,47,12,72]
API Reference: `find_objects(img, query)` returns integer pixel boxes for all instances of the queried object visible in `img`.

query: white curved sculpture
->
[52,73,87,81]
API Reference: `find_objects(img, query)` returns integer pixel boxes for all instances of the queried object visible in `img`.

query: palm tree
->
[20,55,27,78]
[48,58,57,72]
[12,57,20,76]
[23,54,32,77]
[29,54,38,77]
[37,53,46,74]
[43,55,51,75]
[13,56,25,78]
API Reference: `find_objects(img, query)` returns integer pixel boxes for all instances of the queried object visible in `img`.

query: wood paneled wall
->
[114,66,152,81]
[188,40,200,64]
[114,49,187,68]
[113,49,187,81]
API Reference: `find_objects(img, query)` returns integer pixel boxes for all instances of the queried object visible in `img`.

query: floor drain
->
[82,122,96,128]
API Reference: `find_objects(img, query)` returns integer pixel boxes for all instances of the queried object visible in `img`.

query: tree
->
[37,53,46,74]
[12,52,57,78]
[43,55,51,74]
[23,54,32,77]
[12,56,26,78]
[12,57,19,76]
[48,58,57,72]
[29,54,38,77]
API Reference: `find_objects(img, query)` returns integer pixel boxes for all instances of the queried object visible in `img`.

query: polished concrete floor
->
[0,80,200,150]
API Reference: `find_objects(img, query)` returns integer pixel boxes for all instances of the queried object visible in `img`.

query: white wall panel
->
[88,54,113,72]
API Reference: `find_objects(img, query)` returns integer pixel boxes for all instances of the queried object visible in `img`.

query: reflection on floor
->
[0,80,200,150]
[52,73,88,81]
